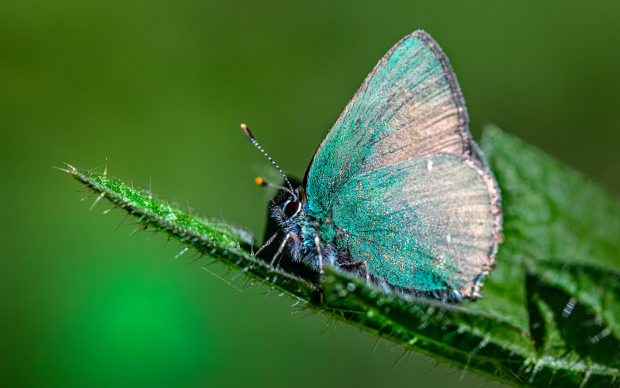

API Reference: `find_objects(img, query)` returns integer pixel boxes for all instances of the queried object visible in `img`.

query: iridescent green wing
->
[332,155,500,295]
[305,30,471,216]
[305,30,501,296]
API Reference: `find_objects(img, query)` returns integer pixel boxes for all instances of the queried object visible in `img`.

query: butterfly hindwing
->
[332,155,499,294]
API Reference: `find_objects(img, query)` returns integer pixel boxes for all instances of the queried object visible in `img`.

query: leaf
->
[57,126,620,387]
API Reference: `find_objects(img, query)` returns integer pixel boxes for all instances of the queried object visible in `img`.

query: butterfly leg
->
[270,232,300,267]
[255,231,279,258]
[361,261,370,284]
[339,261,370,285]
[314,235,324,277]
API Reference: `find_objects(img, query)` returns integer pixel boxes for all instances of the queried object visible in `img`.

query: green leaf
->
[57,126,620,387]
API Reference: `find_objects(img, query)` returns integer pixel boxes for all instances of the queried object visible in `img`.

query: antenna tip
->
[254,177,266,186]
[241,123,254,140]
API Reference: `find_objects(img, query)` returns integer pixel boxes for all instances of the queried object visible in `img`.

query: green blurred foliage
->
[1,1,619,388]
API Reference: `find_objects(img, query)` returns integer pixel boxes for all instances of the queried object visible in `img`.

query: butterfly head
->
[272,188,305,226]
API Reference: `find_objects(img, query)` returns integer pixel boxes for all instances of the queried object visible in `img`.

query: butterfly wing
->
[304,30,501,296]
[332,155,501,295]
[305,30,472,213]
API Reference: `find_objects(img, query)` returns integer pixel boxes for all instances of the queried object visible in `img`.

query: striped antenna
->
[241,124,297,200]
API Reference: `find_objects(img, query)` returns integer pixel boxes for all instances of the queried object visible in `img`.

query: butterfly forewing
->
[306,31,471,209]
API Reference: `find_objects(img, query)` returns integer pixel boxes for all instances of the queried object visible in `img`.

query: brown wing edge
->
[302,30,472,191]
[457,144,504,299]
[416,31,473,158]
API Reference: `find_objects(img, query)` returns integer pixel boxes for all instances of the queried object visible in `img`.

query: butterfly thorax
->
[271,190,346,271]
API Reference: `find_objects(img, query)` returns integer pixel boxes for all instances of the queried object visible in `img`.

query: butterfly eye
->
[283,200,301,219]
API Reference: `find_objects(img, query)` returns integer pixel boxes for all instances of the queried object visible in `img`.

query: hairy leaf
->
[57,126,620,387]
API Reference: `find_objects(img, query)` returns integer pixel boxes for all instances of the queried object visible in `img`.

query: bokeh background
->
[2,1,619,387]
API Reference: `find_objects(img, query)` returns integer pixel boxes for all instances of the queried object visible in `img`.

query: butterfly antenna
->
[254,177,295,194]
[241,124,298,199]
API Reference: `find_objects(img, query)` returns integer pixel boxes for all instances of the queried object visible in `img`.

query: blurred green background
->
[1,1,619,387]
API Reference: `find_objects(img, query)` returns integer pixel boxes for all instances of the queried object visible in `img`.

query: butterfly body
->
[272,190,347,270]
[264,30,502,301]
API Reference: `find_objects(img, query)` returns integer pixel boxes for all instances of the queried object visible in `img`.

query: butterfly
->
[243,30,502,301]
